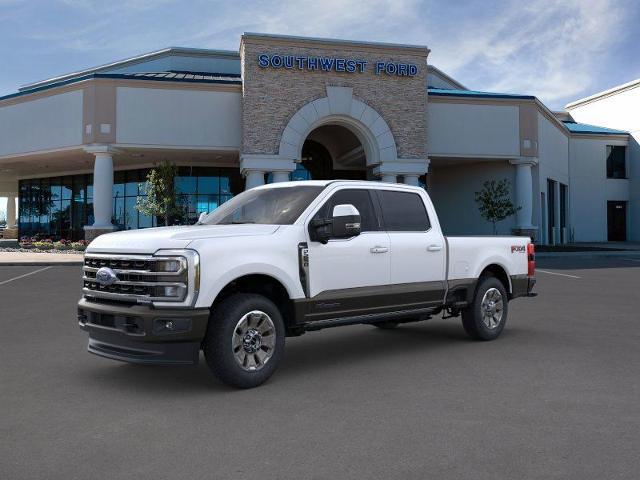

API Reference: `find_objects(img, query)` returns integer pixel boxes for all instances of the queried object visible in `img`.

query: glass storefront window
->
[18,166,241,240]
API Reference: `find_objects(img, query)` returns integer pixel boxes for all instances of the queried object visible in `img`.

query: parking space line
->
[0,266,52,286]
[536,269,581,279]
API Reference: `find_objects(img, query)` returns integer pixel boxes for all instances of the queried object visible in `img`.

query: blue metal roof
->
[428,87,535,100]
[562,121,628,135]
[0,71,242,102]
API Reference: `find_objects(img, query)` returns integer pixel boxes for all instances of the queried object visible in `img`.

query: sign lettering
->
[258,54,417,77]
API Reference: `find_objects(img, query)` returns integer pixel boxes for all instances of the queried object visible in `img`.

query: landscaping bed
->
[0,237,88,255]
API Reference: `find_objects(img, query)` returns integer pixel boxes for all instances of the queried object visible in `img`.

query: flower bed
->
[18,237,88,252]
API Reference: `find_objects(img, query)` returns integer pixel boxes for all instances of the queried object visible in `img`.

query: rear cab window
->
[376,190,430,231]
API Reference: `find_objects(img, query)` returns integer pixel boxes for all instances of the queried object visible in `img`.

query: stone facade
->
[240,34,429,162]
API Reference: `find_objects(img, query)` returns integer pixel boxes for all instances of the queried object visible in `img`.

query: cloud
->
[1,0,637,109]
[426,0,630,108]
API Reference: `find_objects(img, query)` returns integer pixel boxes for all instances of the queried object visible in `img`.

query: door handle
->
[370,246,389,254]
[427,244,443,252]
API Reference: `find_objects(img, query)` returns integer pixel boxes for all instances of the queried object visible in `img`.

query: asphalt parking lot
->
[1,257,639,479]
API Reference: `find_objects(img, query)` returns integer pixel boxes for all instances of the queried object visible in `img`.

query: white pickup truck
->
[78,180,536,388]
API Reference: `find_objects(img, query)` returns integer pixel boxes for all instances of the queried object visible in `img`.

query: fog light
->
[153,318,191,334]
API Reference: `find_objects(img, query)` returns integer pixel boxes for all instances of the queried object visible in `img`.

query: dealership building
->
[0,33,637,243]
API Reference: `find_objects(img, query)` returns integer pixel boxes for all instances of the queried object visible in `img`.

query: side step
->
[303,307,436,332]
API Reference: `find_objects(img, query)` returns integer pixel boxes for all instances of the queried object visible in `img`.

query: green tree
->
[135,161,182,226]
[474,179,520,235]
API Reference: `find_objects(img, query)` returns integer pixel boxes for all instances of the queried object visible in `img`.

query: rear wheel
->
[203,293,285,388]
[461,276,508,341]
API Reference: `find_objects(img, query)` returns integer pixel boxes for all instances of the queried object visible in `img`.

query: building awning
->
[427,87,535,100]
[561,121,628,135]
[0,71,242,103]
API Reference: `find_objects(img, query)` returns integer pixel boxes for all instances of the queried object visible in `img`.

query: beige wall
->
[115,86,242,148]
[427,102,520,157]
[0,90,83,157]
[240,35,428,160]
[429,161,517,235]
[569,137,629,241]
[568,85,639,241]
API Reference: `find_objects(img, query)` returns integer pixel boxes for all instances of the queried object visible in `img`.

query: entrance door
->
[607,201,627,241]
[547,179,556,243]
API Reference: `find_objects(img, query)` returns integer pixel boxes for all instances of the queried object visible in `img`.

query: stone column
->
[403,174,420,187]
[381,174,397,183]
[6,195,16,229]
[375,159,429,186]
[509,157,538,239]
[244,170,265,189]
[271,171,290,183]
[84,146,117,241]
[240,154,295,191]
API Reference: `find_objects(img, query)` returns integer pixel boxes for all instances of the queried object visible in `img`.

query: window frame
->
[606,145,627,179]
[310,187,382,234]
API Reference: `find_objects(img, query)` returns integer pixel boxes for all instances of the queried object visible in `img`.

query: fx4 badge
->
[511,245,526,253]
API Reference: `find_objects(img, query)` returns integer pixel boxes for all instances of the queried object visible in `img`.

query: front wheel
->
[203,293,285,388]
[461,276,508,341]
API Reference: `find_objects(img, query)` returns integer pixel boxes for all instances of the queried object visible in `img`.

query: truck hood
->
[86,224,281,254]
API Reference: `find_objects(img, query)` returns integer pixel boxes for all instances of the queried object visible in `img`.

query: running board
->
[303,307,437,332]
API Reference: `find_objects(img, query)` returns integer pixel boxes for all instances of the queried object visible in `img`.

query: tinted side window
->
[378,190,430,231]
[315,189,379,231]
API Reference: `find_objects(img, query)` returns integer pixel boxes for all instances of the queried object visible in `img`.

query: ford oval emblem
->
[95,267,118,286]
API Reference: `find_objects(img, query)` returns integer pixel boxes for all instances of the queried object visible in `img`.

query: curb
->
[537,251,640,258]
[0,262,83,266]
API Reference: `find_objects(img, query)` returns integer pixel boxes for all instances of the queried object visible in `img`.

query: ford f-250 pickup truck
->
[78,180,536,388]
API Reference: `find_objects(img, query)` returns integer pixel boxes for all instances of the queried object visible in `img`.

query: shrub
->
[70,242,87,251]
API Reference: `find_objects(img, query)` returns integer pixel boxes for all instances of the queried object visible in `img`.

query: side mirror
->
[197,212,207,224]
[331,204,361,239]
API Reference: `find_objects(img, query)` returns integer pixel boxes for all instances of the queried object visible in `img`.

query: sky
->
[1,0,640,215]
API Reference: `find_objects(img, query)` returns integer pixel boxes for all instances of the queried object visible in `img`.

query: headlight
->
[152,249,200,308]
[155,258,184,273]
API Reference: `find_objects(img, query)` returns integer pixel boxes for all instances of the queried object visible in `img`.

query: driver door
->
[305,188,390,317]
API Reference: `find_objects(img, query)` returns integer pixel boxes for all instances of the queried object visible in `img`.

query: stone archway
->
[278,86,398,168]
[240,85,429,188]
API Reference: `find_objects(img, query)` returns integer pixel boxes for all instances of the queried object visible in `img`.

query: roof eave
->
[565,78,640,109]
[19,47,240,92]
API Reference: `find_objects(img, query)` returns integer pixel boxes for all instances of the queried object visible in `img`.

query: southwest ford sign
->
[257,54,418,77]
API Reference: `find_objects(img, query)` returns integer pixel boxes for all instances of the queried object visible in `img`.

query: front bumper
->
[78,298,210,365]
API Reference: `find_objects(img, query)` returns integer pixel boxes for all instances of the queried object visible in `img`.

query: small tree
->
[136,161,182,226]
[474,179,520,234]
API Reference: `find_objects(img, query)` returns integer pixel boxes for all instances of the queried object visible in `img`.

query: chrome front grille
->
[83,253,189,304]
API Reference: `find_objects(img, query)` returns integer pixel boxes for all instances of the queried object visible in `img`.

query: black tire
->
[461,276,509,341]
[203,293,285,389]
[372,321,399,329]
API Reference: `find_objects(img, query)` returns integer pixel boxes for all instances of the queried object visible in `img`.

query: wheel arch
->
[210,273,297,334]
[479,263,512,295]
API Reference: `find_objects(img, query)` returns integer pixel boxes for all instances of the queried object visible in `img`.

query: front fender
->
[196,262,305,309]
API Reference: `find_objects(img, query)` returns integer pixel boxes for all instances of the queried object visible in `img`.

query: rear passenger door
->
[375,189,446,305]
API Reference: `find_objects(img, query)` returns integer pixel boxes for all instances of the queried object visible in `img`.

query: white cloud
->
[2,0,635,109]
[427,0,628,107]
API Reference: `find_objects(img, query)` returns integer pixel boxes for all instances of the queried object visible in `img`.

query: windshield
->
[200,185,324,225]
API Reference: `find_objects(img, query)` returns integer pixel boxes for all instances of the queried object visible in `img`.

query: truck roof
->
[254,180,424,192]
